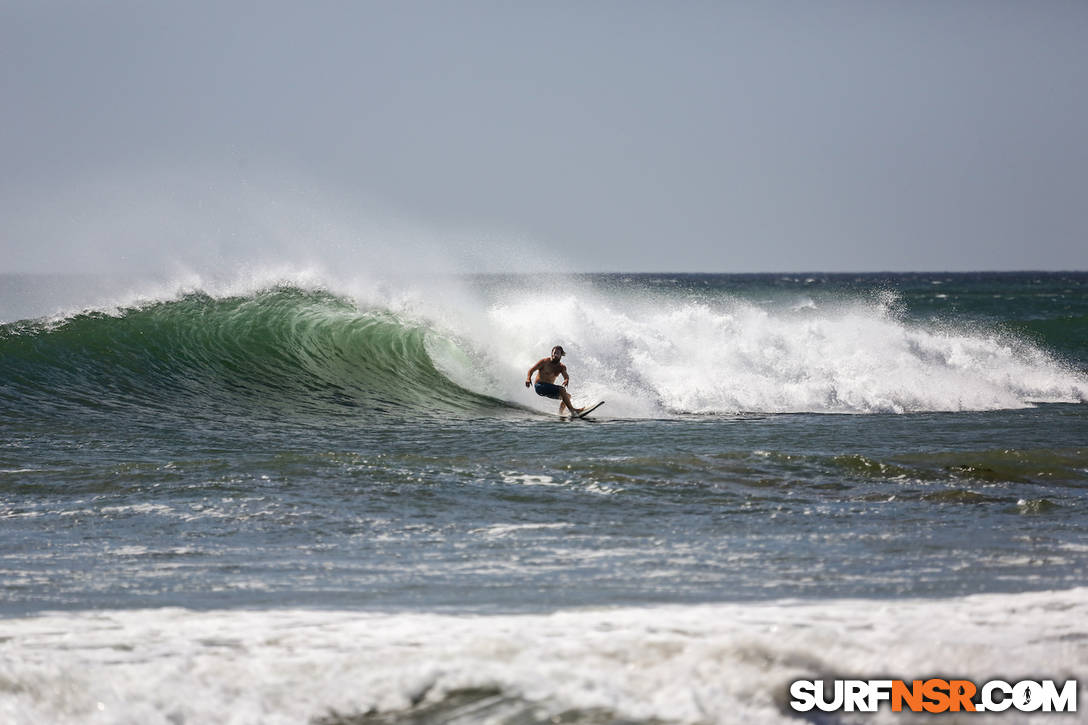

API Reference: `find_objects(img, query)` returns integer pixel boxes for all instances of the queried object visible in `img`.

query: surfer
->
[526,345,583,416]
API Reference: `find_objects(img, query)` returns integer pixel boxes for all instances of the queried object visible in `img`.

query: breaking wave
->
[1,277,1084,421]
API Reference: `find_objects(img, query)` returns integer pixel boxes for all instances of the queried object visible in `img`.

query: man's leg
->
[560,390,581,416]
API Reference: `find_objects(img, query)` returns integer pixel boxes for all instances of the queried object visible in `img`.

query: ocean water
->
[1,271,1087,724]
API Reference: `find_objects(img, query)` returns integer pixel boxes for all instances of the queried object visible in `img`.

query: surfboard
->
[575,400,604,419]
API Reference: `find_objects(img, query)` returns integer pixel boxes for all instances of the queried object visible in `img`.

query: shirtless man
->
[525,345,583,416]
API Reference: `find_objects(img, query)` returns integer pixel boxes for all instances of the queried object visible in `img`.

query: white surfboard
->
[574,400,605,419]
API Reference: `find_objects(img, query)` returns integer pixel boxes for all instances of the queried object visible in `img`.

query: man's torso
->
[535,360,565,384]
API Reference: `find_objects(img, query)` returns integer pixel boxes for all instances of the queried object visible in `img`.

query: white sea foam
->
[2,588,1086,725]
[477,287,1087,416]
[471,522,572,537]
[499,472,561,487]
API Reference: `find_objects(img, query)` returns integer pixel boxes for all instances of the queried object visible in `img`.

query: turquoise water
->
[1,271,1086,723]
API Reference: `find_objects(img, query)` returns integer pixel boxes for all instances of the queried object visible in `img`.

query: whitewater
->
[5,589,1088,725]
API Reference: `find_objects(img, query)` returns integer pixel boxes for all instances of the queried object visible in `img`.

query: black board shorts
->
[534,382,566,400]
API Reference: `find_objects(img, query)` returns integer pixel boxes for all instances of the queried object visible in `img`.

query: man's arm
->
[525,358,547,387]
[560,363,569,387]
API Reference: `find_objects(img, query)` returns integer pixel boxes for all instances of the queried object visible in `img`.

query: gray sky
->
[2,1,1086,274]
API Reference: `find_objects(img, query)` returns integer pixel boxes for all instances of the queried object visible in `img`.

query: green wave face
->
[0,288,500,423]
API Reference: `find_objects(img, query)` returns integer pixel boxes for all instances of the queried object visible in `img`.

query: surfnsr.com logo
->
[789,679,1077,714]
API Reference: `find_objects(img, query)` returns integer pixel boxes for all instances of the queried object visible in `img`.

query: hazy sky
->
[2,1,1086,274]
